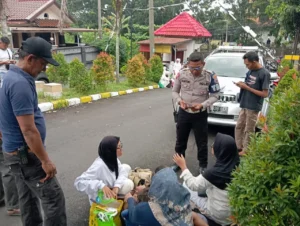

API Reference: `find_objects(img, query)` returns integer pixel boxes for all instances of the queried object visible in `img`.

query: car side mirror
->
[270,72,279,81]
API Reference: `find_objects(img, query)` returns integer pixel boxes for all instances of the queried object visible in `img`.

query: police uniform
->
[172,68,220,170]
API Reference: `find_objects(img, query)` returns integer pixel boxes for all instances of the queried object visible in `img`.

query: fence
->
[54,46,100,69]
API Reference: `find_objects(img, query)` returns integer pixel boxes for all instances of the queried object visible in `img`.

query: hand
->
[235,82,249,90]
[102,186,116,199]
[112,187,119,198]
[124,192,133,202]
[40,160,57,183]
[191,103,203,112]
[135,185,146,194]
[10,60,16,64]
[179,100,187,110]
[173,153,187,171]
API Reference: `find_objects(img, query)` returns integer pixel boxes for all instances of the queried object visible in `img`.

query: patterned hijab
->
[148,168,193,226]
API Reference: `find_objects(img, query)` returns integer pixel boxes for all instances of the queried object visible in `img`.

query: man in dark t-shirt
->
[235,51,270,156]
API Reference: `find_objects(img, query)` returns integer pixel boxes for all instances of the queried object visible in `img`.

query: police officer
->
[172,52,220,174]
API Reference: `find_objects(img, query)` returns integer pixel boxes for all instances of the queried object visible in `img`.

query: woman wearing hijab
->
[122,167,208,226]
[173,133,240,225]
[74,136,134,204]
[173,58,182,76]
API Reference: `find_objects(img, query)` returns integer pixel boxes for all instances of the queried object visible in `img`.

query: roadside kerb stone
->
[38,85,160,113]
[80,96,92,103]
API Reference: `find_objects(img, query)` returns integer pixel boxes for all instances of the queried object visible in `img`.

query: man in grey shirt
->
[235,51,270,155]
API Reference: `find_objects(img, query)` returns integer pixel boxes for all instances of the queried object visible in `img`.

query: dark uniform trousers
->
[175,108,208,168]
[4,152,67,226]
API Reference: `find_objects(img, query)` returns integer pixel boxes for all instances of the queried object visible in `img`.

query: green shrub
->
[274,69,299,95]
[228,78,300,226]
[120,65,127,76]
[135,53,151,82]
[69,58,92,93]
[91,33,128,67]
[46,53,69,85]
[91,52,115,87]
[149,55,163,83]
[125,55,145,86]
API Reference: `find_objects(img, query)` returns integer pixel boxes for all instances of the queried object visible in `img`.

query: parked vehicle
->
[172,46,278,127]
[36,72,50,83]
[206,46,277,127]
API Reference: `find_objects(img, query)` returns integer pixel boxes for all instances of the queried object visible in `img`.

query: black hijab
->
[203,133,240,190]
[98,136,120,178]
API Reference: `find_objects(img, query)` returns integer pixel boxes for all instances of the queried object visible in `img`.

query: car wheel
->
[37,78,49,84]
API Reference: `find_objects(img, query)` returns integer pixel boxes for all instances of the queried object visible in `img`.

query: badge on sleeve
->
[209,72,221,93]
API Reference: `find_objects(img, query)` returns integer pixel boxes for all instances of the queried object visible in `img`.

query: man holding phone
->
[172,52,220,174]
[0,37,15,79]
[235,51,270,156]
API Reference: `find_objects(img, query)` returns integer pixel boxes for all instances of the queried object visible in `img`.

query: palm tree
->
[102,13,131,34]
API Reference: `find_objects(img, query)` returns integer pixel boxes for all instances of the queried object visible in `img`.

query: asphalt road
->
[0,88,234,226]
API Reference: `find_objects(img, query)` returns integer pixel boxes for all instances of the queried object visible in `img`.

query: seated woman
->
[74,136,134,204]
[122,167,208,226]
[173,133,240,226]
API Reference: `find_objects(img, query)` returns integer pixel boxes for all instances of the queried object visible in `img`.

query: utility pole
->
[149,0,155,58]
[225,20,228,43]
[115,0,122,83]
[98,0,102,39]
[59,0,67,34]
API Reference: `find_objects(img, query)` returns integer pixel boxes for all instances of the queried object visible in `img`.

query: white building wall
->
[184,40,195,61]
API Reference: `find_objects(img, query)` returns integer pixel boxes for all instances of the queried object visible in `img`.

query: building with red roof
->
[139,12,211,63]
[154,12,212,38]
[4,0,95,48]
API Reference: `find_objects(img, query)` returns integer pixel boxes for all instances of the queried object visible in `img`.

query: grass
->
[38,80,157,104]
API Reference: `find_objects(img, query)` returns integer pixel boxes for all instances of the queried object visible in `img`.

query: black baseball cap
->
[21,37,59,66]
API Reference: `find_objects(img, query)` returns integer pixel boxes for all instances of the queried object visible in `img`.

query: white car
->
[205,47,278,127]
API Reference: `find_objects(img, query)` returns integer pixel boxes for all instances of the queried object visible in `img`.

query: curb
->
[38,84,160,113]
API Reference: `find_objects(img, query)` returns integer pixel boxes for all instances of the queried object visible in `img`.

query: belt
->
[5,149,33,156]
[184,108,207,114]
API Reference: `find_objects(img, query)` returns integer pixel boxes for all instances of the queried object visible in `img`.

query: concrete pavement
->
[0,88,234,226]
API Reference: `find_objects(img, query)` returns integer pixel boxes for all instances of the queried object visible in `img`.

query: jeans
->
[0,147,19,210]
[4,152,67,226]
[121,209,138,226]
[0,72,6,81]
[175,108,208,167]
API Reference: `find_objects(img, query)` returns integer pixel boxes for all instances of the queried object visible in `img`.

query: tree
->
[266,0,300,54]
[0,0,8,36]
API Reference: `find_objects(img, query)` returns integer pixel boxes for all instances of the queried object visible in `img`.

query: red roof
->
[138,37,192,45]
[6,0,54,21]
[154,12,212,38]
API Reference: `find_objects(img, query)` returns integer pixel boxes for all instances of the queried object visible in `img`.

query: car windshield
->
[204,56,248,78]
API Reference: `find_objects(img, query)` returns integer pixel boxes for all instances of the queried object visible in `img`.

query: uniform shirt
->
[239,68,270,112]
[0,65,46,152]
[0,48,13,73]
[172,68,220,110]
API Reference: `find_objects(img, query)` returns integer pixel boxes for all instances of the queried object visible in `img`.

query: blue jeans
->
[0,72,6,81]
[121,210,139,226]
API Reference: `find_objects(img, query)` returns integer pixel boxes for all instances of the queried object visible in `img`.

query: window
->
[204,56,248,78]
[44,13,49,19]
